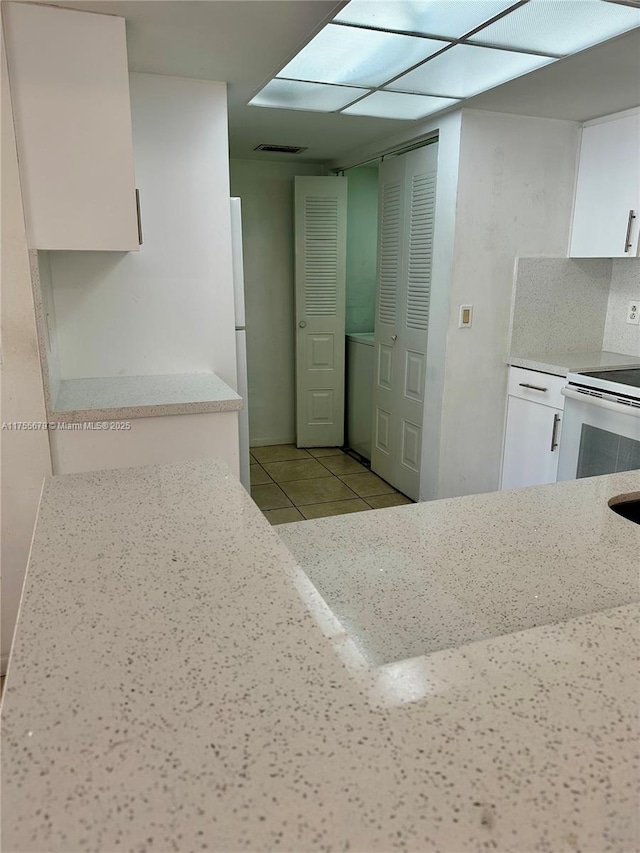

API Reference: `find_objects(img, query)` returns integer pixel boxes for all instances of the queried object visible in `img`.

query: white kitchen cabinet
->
[500,367,565,490]
[569,109,640,258]
[3,3,139,251]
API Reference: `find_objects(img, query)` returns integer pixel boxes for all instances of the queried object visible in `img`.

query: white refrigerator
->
[230,198,250,491]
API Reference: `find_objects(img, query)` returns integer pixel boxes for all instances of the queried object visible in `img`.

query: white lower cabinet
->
[500,367,565,490]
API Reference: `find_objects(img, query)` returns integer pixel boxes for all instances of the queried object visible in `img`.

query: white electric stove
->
[557,366,640,481]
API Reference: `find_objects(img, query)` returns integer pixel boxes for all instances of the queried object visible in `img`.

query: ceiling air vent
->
[254,143,308,154]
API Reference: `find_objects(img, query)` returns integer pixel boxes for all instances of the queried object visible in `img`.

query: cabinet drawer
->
[507,367,566,410]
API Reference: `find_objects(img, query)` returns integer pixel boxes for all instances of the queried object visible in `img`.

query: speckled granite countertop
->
[278,473,640,667]
[49,372,242,422]
[508,349,640,377]
[2,461,639,852]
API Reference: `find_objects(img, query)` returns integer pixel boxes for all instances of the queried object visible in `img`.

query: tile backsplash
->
[509,258,612,357]
[509,256,640,358]
[602,259,640,356]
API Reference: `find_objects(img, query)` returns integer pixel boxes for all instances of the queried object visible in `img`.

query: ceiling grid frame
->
[249,0,640,121]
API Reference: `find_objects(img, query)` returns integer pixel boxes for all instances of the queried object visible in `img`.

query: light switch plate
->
[626,300,640,325]
[459,304,473,328]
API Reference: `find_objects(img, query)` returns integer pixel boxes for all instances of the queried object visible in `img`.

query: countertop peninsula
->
[49,372,242,423]
[2,459,638,852]
[508,349,640,376]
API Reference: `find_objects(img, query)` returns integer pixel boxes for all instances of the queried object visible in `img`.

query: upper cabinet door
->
[3,3,139,251]
[569,110,640,259]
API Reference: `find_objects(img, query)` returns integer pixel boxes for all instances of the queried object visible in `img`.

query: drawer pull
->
[519,382,548,392]
[550,412,561,451]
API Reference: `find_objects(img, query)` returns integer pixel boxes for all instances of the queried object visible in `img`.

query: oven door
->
[557,387,640,481]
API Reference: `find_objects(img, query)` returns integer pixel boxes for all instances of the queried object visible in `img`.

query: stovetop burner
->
[575,367,640,390]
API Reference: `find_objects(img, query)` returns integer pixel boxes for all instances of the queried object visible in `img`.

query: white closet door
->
[370,156,406,488]
[371,144,438,500]
[294,176,348,447]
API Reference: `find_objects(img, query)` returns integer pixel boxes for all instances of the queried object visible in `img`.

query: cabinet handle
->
[135,188,143,245]
[550,412,560,451]
[519,382,547,392]
[624,209,636,253]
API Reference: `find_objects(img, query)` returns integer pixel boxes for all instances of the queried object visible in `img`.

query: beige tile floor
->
[250,445,412,525]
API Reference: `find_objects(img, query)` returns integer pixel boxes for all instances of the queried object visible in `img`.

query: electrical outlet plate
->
[459,304,473,328]
[627,300,640,325]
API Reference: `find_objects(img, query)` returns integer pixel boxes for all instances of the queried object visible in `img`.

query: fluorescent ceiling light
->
[388,43,555,98]
[249,79,365,112]
[342,90,459,119]
[334,0,519,39]
[278,23,446,88]
[470,0,640,56]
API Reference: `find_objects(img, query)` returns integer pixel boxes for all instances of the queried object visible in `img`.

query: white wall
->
[1,42,52,674]
[229,158,324,447]
[50,412,239,476]
[602,259,640,356]
[438,110,580,498]
[47,73,237,388]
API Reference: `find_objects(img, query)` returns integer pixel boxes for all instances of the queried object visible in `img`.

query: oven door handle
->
[561,386,640,418]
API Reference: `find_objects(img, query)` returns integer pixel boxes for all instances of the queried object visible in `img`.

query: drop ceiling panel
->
[470,0,640,56]
[388,43,555,99]
[279,23,446,87]
[250,79,366,112]
[342,90,459,119]
[334,0,519,39]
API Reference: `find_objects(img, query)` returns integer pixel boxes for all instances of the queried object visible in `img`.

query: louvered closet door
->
[371,156,406,488]
[294,177,348,447]
[371,144,438,500]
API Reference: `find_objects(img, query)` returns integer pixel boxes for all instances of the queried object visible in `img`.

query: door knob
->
[391,334,398,342]
[299,321,307,328]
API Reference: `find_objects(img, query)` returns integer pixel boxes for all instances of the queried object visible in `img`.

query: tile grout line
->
[261,491,404,520]
[252,446,411,518]
[261,490,411,519]
[256,475,395,507]
[314,454,343,475]
[255,453,362,508]
[254,471,361,509]
[288,473,360,507]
